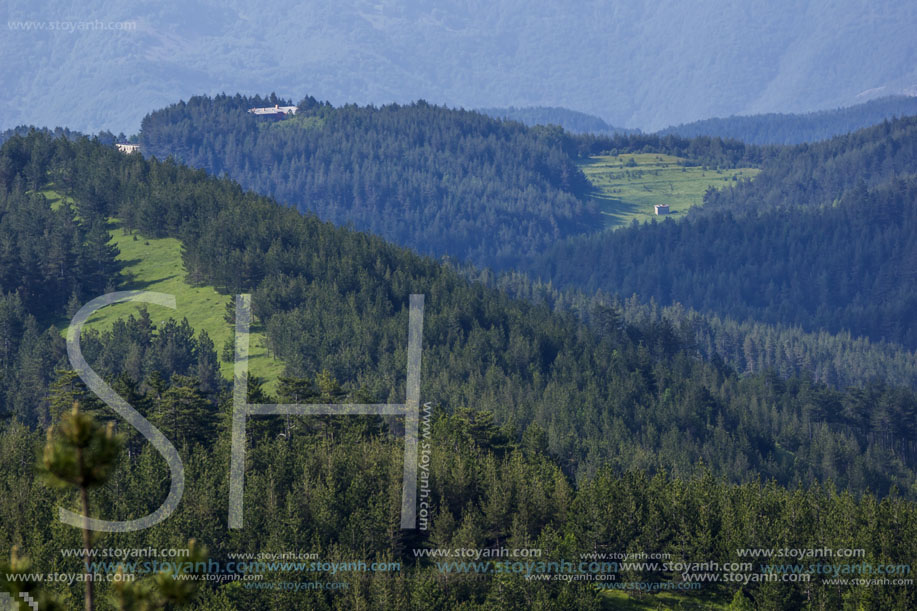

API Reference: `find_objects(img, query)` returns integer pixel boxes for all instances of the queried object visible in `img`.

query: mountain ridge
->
[3,0,916,133]
[659,95,917,145]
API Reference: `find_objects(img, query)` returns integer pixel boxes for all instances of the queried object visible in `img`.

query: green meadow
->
[580,153,758,228]
[94,224,283,392]
[45,187,284,393]
[42,188,75,212]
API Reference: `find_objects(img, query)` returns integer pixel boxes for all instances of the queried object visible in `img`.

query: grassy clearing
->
[54,216,284,394]
[41,187,76,212]
[579,153,758,228]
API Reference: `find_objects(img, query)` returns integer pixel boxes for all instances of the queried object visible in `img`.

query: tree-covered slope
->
[522,117,917,350]
[137,97,917,387]
[467,268,917,391]
[659,95,917,145]
[3,131,917,609]
[478,106,637,135]
[5,131,916,495]
[701,115,917,216]
[140,95,598,269]
[530,175,917,350]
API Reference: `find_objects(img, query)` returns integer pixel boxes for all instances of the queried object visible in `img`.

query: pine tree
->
[155,375,215,449]
[48,369,106,423]
[41,402,123,611]
[195,330,220,394]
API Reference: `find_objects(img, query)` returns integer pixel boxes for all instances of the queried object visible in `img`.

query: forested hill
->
[3,131,917,608]
[138,96,917,388]
[140,95,778,271]
[467,268,917,391]
[0,126,81,147]
[659,95,917,145]
[139,94,598,269]
[478,106,637,135]
[701,115,917,216]
[527,119,917,350]
[5,131,917,497]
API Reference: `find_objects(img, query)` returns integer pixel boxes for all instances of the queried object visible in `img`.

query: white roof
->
[248,106,298,115]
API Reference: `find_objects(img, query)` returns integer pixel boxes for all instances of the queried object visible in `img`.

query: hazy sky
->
[3,0,916,134]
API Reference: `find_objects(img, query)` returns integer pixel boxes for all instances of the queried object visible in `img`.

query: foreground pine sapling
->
[42,401,122,611]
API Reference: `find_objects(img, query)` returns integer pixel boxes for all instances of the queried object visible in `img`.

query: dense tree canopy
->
[1,131,916,609]
[136,98,917,395]
[140,95,597,268]
[4,131,916,492]
[700,115,917,216]
[529,175,917,349]
[522,117,917,357]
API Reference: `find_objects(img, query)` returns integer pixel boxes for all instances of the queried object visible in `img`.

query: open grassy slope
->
[44,187,284,393]
[41,188,75,212]
[580,153,758,228]
[98,224,283,392]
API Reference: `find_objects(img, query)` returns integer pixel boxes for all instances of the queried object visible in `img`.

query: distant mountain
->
[2,1,916,133]
[140,95,599,269]
[140,93,917,390]
[702,115,917,216]
[478,106,637,135]
[659,96,917,144]
[526,117,917,350]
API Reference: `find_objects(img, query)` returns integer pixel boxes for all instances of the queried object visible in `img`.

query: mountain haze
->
[660,95,917,145]
[2,0,916,133]
[478,107,637,135]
